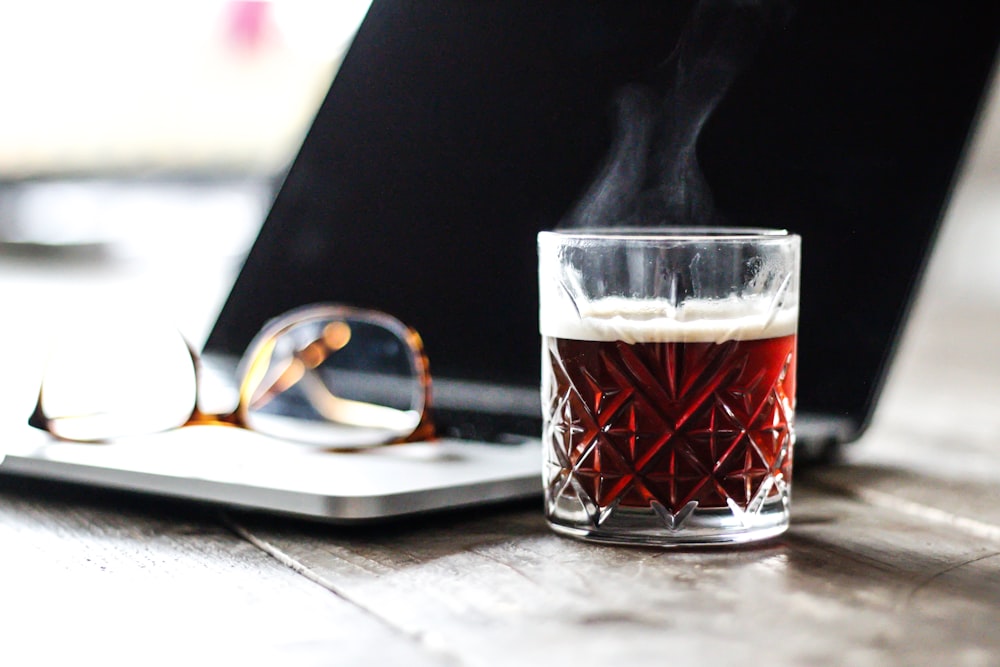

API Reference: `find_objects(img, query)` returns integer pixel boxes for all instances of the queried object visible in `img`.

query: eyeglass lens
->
[240,312,428,447]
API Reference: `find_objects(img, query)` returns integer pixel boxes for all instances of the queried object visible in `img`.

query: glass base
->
[545,494,790,547]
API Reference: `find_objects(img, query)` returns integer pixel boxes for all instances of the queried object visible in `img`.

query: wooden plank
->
[229,477,1000,667]
[0,477,450,667]
[810,463,1000,538]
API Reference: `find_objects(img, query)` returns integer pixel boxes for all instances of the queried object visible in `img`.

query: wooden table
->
[1,182,999,666]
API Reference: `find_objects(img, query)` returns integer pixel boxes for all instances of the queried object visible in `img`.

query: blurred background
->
[0,1,997,446]
[0,1,369,178]
[0,2,367,333]
[0,1,372,425]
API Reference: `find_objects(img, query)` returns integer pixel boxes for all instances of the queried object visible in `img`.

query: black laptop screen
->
[206,1,999,438]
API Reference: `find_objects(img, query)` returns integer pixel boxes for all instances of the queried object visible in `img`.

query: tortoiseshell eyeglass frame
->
[29,304,435,448]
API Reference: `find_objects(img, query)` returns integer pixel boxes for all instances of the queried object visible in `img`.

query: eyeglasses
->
[28,304,434,449]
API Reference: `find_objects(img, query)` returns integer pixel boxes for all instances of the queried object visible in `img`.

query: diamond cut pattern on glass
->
[545,335,796,528]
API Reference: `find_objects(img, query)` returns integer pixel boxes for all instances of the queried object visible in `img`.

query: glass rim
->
[539,226,794,242]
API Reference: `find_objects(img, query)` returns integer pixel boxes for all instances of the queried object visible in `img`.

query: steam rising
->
[567,0,791,229]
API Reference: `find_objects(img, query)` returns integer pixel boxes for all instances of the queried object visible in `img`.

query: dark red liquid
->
[544,334,796,513]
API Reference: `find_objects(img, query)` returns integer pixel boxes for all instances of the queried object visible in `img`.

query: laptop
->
[2,1,997,522]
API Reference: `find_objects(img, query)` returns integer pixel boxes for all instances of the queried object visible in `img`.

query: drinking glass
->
[538,227,800,546]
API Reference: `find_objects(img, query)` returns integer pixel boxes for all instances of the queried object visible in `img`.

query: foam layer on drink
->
[540,296,797,344]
